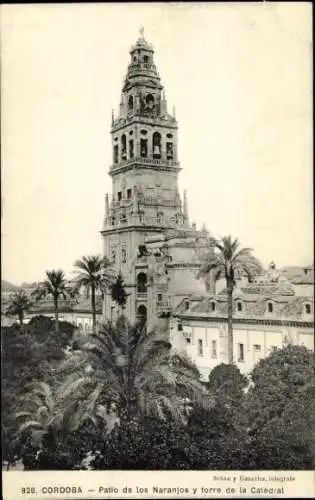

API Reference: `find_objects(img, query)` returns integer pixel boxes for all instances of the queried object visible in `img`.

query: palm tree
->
[73,255,116,334]
[5,289,32,325]
[197,235,263,364]
[56,316,212,426]
[32,270,71,333]
[16,382,57,447]
[16,381,110,448]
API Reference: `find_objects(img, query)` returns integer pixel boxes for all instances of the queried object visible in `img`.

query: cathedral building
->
[101,31,212,326]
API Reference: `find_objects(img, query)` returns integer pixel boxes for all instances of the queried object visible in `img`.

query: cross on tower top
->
[139,26,144,38]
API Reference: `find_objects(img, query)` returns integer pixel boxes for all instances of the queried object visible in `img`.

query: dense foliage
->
[2,315,314,471]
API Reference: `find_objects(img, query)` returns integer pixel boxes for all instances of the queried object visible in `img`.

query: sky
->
[1,2,313,285]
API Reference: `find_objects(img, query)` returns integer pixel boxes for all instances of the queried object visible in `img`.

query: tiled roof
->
[175,293,313,322]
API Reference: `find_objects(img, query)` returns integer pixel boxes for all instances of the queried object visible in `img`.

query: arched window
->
[129,139,134,159]
[121,248,127,263]
[237,301,242,312]
[128,95,134,112]
[152,132,162,159]
[305,303,311,314]
[210,301,216,312]
[166,141,173,160]
[267,302,273,313]
[143,55,149,64]
[114,145,119,164]
[140,138,148,157]
[78,323,83,330]
[137,273,147,293]
[145,93,154,109]
[121,134,127,160]
[136,305,147,325]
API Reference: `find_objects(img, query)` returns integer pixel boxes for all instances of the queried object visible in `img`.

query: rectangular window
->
[177,323,183,331]
[253,344,261,352]
[127,188,132,199]
[129,140,134,159]
[237,343,244,362]
[198,339,203,356]
[157,293,162,302]
[186,338,191,345]
[140,139,148,157]
[117,191,122,201]
[114,145,119,164]
[211,340,217,358]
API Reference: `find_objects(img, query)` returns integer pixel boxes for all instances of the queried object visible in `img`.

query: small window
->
[127,188,132,199]
[114,145,119,164]
[128,95,133,112]
[271,346,278,353]
[111,217,115,226]
[267,302,273,313]
[121,249,127,263]
[117,191,122,201]
[143,55,149,64]
[237,302,242,312]
[198,339,203,356]
[237,343,244,362]
[166,142,173,159]
[211,340,217,358]
[157,293,162,302]
[305,303,311,314]
[177,323,183,331]
[184,300,189,310]
[129,140,134,159]
[186,338,191,345]
[140,138,148,157]
[112,250,116,264]
[211,302,216,312]
[253,344,261,352]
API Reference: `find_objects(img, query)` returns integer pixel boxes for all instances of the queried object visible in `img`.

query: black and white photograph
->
[1,2,314,499]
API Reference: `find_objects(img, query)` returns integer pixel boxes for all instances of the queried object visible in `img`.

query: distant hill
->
[1,280,18,293]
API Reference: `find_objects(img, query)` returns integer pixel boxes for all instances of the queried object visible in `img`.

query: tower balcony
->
[156,300,172,313]
[110,156,180,174]
[112,114,177,132]
[136,291,147,300]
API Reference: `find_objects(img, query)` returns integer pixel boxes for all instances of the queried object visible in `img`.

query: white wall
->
[179,319,314,378]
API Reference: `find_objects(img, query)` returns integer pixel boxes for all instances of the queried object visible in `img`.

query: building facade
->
[172,268,314,379]
[101,32,212,327]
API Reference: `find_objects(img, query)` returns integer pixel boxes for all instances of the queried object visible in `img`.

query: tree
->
[197,236,262,363]
[32,270,71,333]
[110,273,128,311]
[244,345,315,469]
[92,417,192,470]
[55,316,212,426]
[5,289,32,325]
[73,255,115,334]
[186,364,249,470]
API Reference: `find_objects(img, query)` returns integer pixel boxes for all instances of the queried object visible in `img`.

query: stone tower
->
[101,31,211,326]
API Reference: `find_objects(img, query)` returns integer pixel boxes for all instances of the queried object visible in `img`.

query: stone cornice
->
[109,162,181,177]
[100,225,174,236]
[174,314,314,328]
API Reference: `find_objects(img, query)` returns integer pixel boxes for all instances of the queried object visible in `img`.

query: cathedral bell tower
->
[101,30,190,324]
